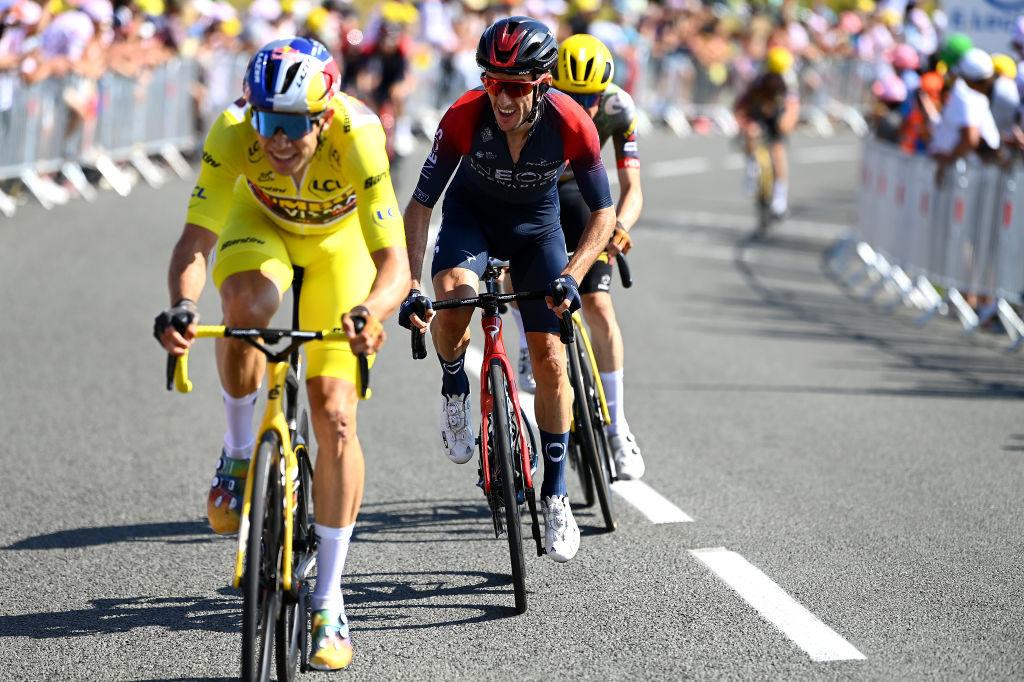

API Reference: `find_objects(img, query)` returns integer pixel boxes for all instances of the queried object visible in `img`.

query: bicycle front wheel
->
[242,432,282,682]
[275,414,314,682]
[489,361,527,614]
[568,340,616,532]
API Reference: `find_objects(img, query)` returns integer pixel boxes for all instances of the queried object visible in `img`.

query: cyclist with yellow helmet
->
[539,33,646,479]
[734,45,801,216]
[154,37,410,671]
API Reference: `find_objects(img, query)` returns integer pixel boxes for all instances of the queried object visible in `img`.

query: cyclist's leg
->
[207,201,293,534]
[430,197,488,463]
[767,122,788,214]
[510,226,580,561]
[290,224,375,670]
[742,119,762,193]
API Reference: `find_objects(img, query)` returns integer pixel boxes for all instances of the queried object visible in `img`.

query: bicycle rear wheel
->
[489,361,527,614]
[275,413,314,682]
[568,341,616,532]
[242,432,282,682]
[755,145,774,237]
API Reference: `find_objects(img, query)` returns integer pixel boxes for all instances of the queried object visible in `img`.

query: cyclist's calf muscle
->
[215,270,282,398]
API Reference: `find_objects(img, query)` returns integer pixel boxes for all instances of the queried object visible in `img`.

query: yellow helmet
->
[766,46,794,75]
[553,34,615,94]
[992,53,1017,79]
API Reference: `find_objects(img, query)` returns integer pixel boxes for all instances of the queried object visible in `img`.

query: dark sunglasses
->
[568,92,601,109]
[250,109,324,140]
[481,73,547,98]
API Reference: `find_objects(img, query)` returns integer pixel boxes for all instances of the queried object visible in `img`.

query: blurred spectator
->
[931,48,999,178]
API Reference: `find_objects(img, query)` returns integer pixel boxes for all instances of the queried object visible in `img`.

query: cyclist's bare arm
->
[778,97,800,136]
[161,223,217,355]
[403,198,433,291]
[615,166,643,230]
[564,206,616,284]
[343,245,411,354]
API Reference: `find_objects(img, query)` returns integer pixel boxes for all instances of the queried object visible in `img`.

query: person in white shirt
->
[930,48,1000,179]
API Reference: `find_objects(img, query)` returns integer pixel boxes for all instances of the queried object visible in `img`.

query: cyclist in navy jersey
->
[398,16,616,562]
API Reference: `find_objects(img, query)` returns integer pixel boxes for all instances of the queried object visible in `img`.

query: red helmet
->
[476,16,558,76]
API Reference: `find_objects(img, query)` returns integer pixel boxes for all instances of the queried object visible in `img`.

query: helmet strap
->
[516,81,550,130]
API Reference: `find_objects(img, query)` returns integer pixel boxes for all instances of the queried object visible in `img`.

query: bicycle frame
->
[478,309,535,496]
[170,325,351,592]
[570,312,612,427]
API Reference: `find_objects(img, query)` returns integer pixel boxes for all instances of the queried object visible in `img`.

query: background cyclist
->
[537,33,646,480]
[733,46,801,217]
[153,37,409,672]
[398,16,615,563]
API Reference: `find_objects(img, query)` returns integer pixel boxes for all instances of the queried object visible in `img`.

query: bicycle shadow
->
[0,588,241,639]
[3,520,216,551]
[345,569,518,629]
[354,497,493,544]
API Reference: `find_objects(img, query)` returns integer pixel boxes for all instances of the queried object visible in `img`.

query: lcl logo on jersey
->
[310,178,342,194]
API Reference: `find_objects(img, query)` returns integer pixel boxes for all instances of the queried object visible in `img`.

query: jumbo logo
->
[248,181,356,224]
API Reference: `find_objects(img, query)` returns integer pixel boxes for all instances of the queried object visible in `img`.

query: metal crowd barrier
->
[827,138,1024,349]
[0,58,198,218]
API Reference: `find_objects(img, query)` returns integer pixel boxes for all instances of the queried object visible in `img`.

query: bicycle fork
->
[478,310,544,556]
[233,361,297,593]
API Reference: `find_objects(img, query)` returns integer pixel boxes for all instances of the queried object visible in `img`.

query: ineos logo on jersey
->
[421,128,444,179]
[468,157,562,187]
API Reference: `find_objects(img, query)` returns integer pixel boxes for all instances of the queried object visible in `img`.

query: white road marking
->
[465,348,692,524]
[610,480,693,523]
[648,158,712,178]
[690,547,867,662]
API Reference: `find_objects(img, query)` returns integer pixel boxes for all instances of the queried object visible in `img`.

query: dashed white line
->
[464,347,691,524]
[610,480,693,523]
[690,547,866,662]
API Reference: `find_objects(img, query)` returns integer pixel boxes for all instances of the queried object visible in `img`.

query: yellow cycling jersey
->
[186,93,404,252]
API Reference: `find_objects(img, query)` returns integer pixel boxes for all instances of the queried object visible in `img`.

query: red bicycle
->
[410,259,551,614]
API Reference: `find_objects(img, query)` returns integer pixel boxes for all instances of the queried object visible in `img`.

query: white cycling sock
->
[600,369,629,437]
[222,389,257,459]
[511,306,529,351]
[312,523,354,616]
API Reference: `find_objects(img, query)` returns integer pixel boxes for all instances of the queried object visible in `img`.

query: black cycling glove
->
[153,298,199,342]
[549,274,581,315]
[397,289,432,330]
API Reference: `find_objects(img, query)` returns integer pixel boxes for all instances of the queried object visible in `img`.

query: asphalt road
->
[2,129,1023,680]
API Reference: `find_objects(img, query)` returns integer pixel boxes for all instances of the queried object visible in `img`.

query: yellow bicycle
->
[562,252,632,531]
[165,274,368,682]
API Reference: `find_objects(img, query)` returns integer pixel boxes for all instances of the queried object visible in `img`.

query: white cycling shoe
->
[440,393,475,464]
[610,432,646,480]
[542,495,580,562]
[517,347,536,394]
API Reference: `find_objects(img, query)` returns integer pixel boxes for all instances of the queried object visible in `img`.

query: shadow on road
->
[3,520,216,551]
[346,569,519,630]
[729,232,1024,401]
[0,589,240,639]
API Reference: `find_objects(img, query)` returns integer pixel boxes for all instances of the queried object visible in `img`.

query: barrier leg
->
[913,276,946,325]
[19,169,63,209]
[160,143,192,179]
[130,149,166,188]
[993,299,1024,349]
[946,288,980,331]
[0,187,15,217]
[61,161,97,202]
[93,153,133,196]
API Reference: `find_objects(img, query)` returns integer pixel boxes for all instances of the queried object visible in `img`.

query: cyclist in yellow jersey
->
[153,37,409,671]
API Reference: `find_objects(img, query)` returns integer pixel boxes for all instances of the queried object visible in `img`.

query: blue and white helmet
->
[243,37,340,114]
